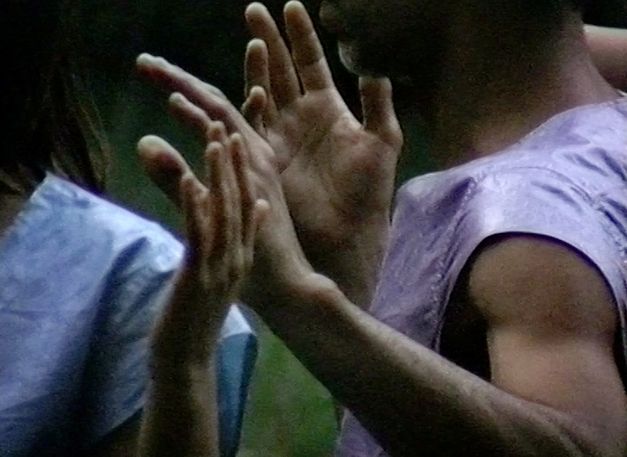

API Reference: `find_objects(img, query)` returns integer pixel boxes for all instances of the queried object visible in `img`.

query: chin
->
[338,41,387,78]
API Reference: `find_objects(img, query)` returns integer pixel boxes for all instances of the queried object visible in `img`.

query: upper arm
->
[585,25,627,90]
[468,235,627,451]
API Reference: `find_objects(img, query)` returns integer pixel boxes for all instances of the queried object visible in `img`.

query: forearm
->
[258,277,618,457]
[586,25,627,90]
[139,274,224,457]
[139,358,219,457]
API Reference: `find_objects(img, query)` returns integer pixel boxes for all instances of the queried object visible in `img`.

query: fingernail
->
[136,53,155,66]
[169,92,186,106]
[137,135,166,155]
[137,53,169,68]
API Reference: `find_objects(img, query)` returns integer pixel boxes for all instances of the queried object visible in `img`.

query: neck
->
[410,6,619,167]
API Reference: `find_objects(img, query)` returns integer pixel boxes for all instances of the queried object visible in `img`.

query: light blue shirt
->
[0,174,256,456]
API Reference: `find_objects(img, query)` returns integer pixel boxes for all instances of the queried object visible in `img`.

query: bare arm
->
[136,135,265,457]
[253,237,626,456]
[586,25,627,90]
[134,90,627,454]
[134,30,626,455]
[88,156,230,457]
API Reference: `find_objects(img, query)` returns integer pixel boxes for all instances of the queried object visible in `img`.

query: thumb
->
[137,135,197,208]
[241,85,268,134]
[360,77,403,150]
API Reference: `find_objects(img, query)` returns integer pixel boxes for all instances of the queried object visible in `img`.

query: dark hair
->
[0,0,108,194]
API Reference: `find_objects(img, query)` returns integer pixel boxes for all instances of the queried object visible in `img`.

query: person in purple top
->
[136,0,627,456]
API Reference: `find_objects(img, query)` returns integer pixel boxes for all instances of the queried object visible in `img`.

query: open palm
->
[243,2,402,283]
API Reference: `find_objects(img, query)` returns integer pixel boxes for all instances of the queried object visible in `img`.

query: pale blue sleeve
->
[78,236,182,446]
[78,236,257,457]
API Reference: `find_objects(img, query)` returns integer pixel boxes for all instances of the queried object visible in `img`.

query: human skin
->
[84,15,627,456]
[135,0,627,455]
[586,25,627,90]
[136,133,266,457]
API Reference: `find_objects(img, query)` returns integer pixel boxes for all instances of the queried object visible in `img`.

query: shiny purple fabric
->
[337,98,627,457]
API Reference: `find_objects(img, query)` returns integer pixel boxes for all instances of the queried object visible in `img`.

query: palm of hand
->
[244,2,402,263]
[277,92,398,249]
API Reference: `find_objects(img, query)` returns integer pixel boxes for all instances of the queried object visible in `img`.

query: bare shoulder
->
[466,235,627,453]
[467,234,617,336]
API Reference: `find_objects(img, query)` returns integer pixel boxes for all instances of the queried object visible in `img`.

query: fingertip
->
[256,198,270,212]
[169,92,188,106]
[179,171,195,194]
[136,53,169,70]
[206,140,224,158]
[284,0,306,15]
[208,121,228,142]
[137,135,170,157]
[247,85,268,108]
[254,199,271,224]
[247,38,268,53]
[249,85,267,97]
[136,53,154,68]
[229,132,246,151]
[245,2,268,20]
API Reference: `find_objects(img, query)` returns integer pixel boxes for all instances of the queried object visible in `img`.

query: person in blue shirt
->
[0,2,255,456]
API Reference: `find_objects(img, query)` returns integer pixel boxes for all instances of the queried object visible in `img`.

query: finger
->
[359,77,403,149]
[137,53,253,136]
[229,133,256,254]
[208,121,229,144]
[248,199,270,267]
[284,1,334,92]
[180,173,210,267]
[137,135,199,208]
[138,53,227,99]
[206,142,229,261]
[241,85,268,133]
[244,39,278,124]
[245,2,301,107]
[170,92,230,144]
[222,138,243,252]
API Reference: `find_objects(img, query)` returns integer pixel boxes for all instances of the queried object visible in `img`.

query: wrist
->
[304,220,389,308]
[149,349,215,394]
[251,269,341,317]
[150,305,224,368]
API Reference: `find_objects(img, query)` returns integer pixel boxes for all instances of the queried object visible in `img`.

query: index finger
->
[137,53,256,138]
[284,1,334,92]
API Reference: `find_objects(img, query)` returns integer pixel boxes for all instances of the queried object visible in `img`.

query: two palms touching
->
[136,0,402,304]
[242,1,403,271]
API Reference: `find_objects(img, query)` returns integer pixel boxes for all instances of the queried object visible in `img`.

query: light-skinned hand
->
[139,133,267,358]
[135,55,324,309]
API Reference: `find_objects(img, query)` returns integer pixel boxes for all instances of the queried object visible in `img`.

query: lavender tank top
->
[337,98,627,457]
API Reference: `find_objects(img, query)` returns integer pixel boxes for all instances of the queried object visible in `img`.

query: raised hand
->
[136,56,322,310]
[137,134,267,457]
[242,1,403,305]
[140,133,266,356]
